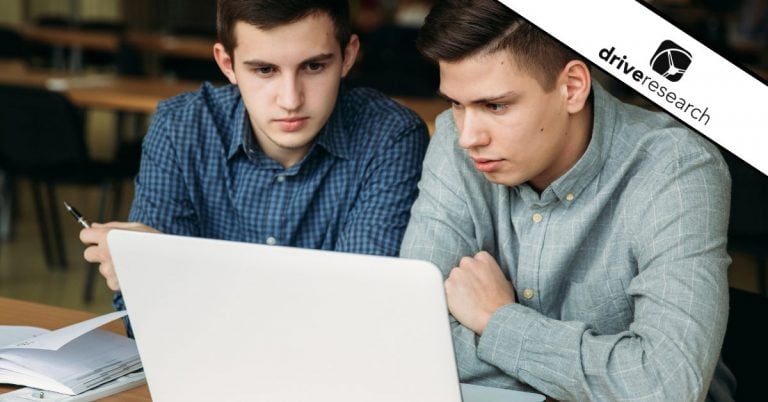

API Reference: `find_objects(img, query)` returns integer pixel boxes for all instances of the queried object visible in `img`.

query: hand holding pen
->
[67,201,161,291]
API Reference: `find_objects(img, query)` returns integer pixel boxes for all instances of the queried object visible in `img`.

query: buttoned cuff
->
[476,303,539,376]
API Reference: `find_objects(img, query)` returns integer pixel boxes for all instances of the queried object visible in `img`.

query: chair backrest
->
[0,85,88,174]
[0,28,25,60]
[721,288,768,401]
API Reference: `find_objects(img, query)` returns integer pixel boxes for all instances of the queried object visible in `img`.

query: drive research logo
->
[649,40,692,82]
[599,45,711,126]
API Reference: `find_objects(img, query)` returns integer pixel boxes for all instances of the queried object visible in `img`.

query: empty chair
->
[0,84,140,301]
[0,27,26,60]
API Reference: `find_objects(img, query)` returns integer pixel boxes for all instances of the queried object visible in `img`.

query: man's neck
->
[529,102,594,193]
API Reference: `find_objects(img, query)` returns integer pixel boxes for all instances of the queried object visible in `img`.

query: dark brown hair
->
[416,0,587,90]
[217,0,352,57]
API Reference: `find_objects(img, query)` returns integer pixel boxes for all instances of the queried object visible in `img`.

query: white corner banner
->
[499,0,768,176]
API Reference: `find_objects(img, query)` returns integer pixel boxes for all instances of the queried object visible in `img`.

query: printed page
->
[0,329,140,395]
[0,327,48,349]
[0,311,127,351]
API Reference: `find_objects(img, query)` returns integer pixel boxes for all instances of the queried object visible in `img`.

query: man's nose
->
[457,111,489,149]
[276,74,304,111]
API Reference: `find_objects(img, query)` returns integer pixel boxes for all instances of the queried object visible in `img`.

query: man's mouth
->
[471,157,503,173]
[275,117,309,132]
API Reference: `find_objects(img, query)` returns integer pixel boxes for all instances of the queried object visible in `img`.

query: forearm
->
[450,317,533,391]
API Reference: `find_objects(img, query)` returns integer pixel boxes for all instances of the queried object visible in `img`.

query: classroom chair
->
[0,85,140,301]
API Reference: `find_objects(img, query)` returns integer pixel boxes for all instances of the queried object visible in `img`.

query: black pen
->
[63,201,91,229]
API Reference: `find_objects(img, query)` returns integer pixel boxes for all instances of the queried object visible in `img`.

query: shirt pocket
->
[560,278,634,334]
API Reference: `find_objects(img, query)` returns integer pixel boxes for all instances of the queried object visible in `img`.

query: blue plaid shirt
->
[115,82,429,333]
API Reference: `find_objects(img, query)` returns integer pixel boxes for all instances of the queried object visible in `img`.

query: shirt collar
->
[225,86,355,162]
[313,85,354,160]
[226,99,248,160]
[518,80,617,207]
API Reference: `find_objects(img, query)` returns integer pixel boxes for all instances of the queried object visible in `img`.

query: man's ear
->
[340,34,360,78]
[214,43,238,85]
[560,60,591,114]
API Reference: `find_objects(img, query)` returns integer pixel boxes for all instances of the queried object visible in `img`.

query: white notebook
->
[0,311,141,395]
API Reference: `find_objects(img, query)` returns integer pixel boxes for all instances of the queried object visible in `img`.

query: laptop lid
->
[108,231,544,402]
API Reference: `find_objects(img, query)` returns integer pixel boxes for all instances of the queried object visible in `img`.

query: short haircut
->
[217,0,352,58]
[416,0,587,90]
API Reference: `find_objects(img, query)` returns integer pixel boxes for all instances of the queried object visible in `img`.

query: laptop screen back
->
[108,230,462,402]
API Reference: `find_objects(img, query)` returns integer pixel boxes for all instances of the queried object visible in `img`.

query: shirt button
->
[566,192,575,201]
[266,236,277,245]
[532,213,543,223]
[522,288,534,300]
[276,175,286,182]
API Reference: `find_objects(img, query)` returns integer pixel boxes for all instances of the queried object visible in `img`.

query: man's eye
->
[486,103,507,112]
[306,63,325,72]
[255,66,274,75]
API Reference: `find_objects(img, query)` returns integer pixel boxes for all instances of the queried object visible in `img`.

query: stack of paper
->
[0,311,142,395]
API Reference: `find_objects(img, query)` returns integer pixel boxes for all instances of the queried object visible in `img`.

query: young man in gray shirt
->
[400,0,735,400]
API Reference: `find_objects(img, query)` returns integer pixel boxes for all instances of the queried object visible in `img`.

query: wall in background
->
[0,0,23,25]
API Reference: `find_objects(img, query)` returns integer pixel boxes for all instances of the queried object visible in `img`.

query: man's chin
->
[270,135,317,153]
[482,171,524,187]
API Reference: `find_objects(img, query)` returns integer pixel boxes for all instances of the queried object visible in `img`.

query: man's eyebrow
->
[437,90,521,105]
[242,59,276,68]
[301,53,334,64]
[241,53,335,68]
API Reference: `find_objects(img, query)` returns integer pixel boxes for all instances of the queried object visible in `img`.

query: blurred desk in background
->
[17,25,216,72]
[0,61,200,114]
[18,25,120,71]
[125,31,215,60]
[19,25,120,53]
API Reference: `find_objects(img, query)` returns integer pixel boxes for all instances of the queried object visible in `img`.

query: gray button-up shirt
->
[401,82,735,401]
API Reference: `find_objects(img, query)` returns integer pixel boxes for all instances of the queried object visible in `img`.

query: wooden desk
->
[125,31,215,60]
[18,25,121,70]
[19,26,120,53]
[0,61,201,114]
[65,75,201,113]
[0,297,151,401]
[17,26,216,61]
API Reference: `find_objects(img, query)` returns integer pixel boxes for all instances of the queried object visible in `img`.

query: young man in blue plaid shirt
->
[80,0,429,325]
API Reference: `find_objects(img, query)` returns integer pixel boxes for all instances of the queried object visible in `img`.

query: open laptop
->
[108,231,545,402]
